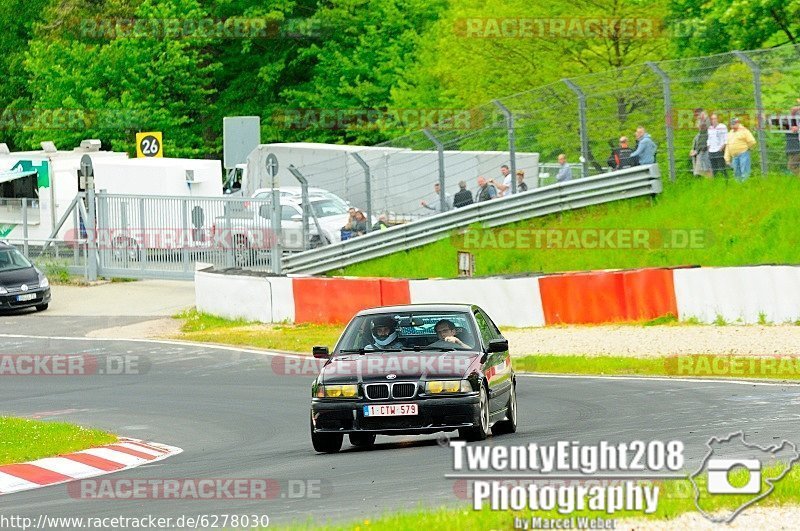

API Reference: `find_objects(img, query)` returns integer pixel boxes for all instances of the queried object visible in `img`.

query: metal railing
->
[283,164,662,274]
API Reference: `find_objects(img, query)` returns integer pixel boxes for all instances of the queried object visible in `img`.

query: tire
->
[112,238,139,262]
[35,303,49,312]
[310,235,328,249]
[233,236,253,267]
[459,385,490,442]
[349,433,376,448]
[491,381,517,436]
[310,416,343,453]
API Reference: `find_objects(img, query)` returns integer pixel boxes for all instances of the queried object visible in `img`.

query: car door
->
[280,204,304,250]
[473,307,512,413]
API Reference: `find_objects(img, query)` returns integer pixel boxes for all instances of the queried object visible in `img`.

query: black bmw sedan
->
[0,241,51,312]
[310,304,516,453]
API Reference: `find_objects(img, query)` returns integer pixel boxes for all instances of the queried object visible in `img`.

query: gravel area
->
[505,325,800,357]
[619,505,800,529]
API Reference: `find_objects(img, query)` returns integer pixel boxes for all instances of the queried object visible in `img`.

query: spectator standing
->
[494,165,513,196]
[556,154,572,182]
[516,170,528,192]
[607,136,636,170]
[786,106,800,176]
[691,119,712,177]
[707,113,728,177]
[724,118,757,181]
[453,180,474,208]
[475,176,497,202]
[630,126,657,165]
[420,182,452,213]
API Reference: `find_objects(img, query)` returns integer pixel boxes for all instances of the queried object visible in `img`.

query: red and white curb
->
[0,438,182,496]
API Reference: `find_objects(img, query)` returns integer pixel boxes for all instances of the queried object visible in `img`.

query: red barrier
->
[621,268,677,321]
[379,279,411,306]
[292,278,410,324]
[539,268,677,324]
[293,278,382,324]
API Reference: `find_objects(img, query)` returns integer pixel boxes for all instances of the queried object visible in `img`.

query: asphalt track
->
[1,327,800,526]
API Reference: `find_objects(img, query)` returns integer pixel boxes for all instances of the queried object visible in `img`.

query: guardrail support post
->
[21,199,29,257]
[493,99,517,193]
[562,79,590,179]
[423,128,448,212]
[646,61,676,183]
[349,153,373,232]
[733,51,769,176]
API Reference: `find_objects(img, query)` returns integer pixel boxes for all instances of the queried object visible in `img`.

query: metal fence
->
[279,44,800,221]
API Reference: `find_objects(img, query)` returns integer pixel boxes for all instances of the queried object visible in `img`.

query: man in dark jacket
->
[607,136,637,170]
[475,176,497,202]
[453,180,473,207]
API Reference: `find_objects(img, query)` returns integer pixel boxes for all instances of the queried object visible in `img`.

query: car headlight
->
[316,384,358,398]
[0,286,7,295]
[39,276,50,288]
[425,380,471,394]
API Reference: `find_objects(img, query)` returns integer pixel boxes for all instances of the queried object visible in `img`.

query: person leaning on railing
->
[453,180,474,207]
[475,176,497,202]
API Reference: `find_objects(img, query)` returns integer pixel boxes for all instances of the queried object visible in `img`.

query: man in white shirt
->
[493,165,513,196]
[707,113,728,177]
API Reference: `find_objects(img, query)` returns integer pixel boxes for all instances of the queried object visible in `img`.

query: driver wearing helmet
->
[365,316,404,350]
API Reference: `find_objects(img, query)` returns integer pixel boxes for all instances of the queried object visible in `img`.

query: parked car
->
[0,241,51,312]
[309,304,517,453]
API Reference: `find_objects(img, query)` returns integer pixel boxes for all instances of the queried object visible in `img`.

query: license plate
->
[16,294,36,302]
[363,403,418,417]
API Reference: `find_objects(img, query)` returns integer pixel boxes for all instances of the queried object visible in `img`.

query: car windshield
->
[0,248,33,272]
[310,199,348,217]
[337,311,478,353]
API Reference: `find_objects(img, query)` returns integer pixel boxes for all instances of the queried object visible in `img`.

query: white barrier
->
[195,271,296,323]
[408,277,545,327]
[674,266,800,324]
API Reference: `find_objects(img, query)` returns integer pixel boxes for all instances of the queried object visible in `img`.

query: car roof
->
[357,304,475,316]
[0,241,13,249]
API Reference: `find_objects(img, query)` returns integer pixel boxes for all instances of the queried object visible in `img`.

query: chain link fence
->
[282,44,800,221]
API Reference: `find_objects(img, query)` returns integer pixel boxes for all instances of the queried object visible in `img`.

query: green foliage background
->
[0,0,797,157]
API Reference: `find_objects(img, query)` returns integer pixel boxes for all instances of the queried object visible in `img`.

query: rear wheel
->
[310,415,342,453]
[491,381,517,436]
[233,236,253,266]
[309,235,328,249]
[349,433,376,448]
[459,386,490,442]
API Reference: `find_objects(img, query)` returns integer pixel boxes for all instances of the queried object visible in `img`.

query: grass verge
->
[173,309,343,353]
[0,417,116,465]
[333,175,800,278]
[279,463,800,529]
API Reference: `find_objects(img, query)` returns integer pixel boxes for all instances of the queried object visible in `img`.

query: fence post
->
[349,153,373,232]
[287,164,325,248]
[562,79,589,178]
[733,50,769,176]
[492,99,517,193]
[423,128,447,212]
[181,198,190,273]
[80,156,98,282]
[21,199,29,257]
[646,61,676,182]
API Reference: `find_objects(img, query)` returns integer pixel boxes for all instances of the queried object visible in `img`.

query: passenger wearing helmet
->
[365,316,404,350]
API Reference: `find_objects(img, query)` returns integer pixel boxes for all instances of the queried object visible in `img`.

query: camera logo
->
[690,431,799,523]
[706,459,761,494]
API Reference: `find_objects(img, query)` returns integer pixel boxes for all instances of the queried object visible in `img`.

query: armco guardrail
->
[282,164,662,274]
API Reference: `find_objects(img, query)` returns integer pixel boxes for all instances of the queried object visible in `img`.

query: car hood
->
[319,350,481,384]
[0,267,39,287]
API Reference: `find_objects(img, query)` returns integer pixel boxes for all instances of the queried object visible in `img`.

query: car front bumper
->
[311,394,480,435]
[0,288,50,310]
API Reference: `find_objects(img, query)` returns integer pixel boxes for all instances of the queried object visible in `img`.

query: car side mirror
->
[313,346,330,359]
[487,338,508,353]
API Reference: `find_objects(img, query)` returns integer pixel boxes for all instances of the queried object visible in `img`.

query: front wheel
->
[310,416,342,453]
[459,386,490,442]
[35,303,49,312]
[491,381,517,436]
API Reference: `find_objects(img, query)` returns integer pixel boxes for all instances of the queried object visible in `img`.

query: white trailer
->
[93,157,224,197]
[0,141,128,241]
